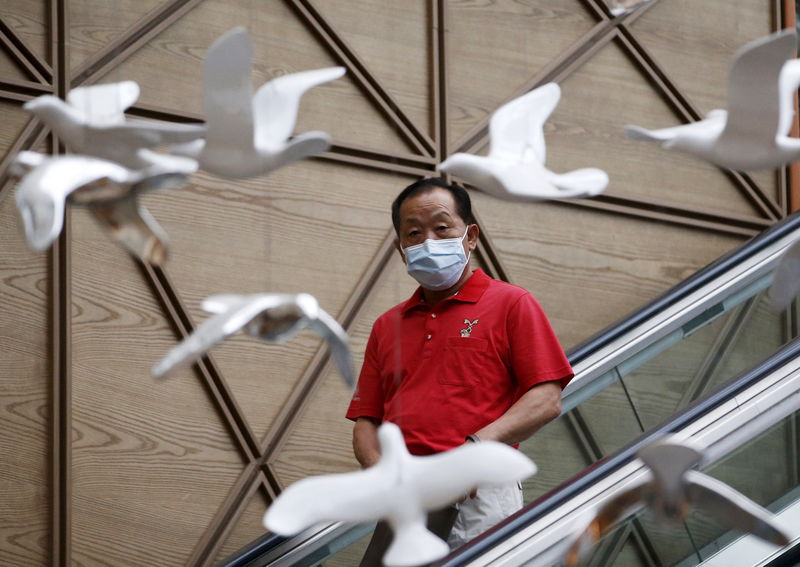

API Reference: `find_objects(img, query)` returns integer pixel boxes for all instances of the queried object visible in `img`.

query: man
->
[346,178,573,562]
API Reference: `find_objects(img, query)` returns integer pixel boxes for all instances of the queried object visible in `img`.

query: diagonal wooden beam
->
[0,117,49,207]
[0,16,52,83]
[285,0,436,157]
[558,196,762,237]
[259,228,397,463]
[0,77,52,103]
[136,262,262,463]
[186,462,262,567]
[70,0,205,88]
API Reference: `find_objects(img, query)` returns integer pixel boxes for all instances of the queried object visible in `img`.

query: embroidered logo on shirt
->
[460,318,479,338]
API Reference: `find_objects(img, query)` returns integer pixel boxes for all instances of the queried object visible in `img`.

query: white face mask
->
[402,227,471,290]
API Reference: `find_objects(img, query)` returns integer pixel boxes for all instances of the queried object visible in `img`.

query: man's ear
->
[394,238,406,264]
[467,224,480,252]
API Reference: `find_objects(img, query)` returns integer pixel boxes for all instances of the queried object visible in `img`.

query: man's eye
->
[436,226,448,231]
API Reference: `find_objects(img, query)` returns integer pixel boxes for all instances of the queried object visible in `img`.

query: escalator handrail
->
[434,336,800,567]
[567,211,800,366]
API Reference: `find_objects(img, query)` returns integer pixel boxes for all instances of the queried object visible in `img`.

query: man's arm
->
[473,381,562,445]
[353,416,382,468]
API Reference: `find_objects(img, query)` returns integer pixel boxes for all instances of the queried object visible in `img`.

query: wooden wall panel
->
[0,49,26,81]
[68,0,167,73]
[1,2,48,67]
[630,0,774,116]
[145,162,410,439]
[271,258,414,487]
[469,191,745,348]
[0,187,49,566]
[312,0,432,140]
[446,0,596,149]
[213,490,268,562]
[0,102,31,155]
[99,0,416,155]
[544,39,766,218]
[69,209,247,566]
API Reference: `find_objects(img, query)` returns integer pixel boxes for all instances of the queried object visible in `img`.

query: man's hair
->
[391,178,475,234]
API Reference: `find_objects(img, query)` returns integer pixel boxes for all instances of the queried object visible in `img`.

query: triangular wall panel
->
[0,187,50,566]
[313,0,433,141]
[69,208,248,566]
[1,2,48,70]
[213,487,269,562]
[446,0,597,150]
[99,0,419,155]
[68,0,168,72]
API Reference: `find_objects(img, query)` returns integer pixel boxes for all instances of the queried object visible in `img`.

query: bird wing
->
[717,30,796,151]
[488,83,561,165]
[264,465,394,535]
[411,442,537,511]
[308,307,355,388]
[253,66,345,150]
[685,470,790,546]
[548,168,608,198]
[108,119,207,144]
[770,238,800,311]
[564,474,651,566]
[778,59,800,138]
[67,81,140,125]
[87,198,169,266]
[151,297,271,377]
[14,155,132,251]
[202,27,255,151]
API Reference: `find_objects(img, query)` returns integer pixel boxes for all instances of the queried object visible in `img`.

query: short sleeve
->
[345,323,385,421]
[507,293,573,391]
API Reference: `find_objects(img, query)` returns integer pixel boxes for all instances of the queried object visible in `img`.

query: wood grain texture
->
[446,0,596,150]
[542,39,769,218]
[98,0,416,155]
[629,0,773,116]
[469,190,745,349]
[0,46,28,82]
[1,2,48,69]
[0,188,50,566]
[67,0,166,73]
[143,161,409,439]
[213,488,268,561]
[68,209,248,566]
[312,0,432,140]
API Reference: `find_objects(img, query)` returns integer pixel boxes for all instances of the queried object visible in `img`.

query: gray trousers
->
[357,482,523,567]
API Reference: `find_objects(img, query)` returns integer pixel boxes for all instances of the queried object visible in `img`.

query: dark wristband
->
[465,434,481,443]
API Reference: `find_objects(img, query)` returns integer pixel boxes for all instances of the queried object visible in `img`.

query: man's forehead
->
[399,188,459,222]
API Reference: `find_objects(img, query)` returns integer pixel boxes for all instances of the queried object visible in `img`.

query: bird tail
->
[551,168,608,197]
[384,524,450,567]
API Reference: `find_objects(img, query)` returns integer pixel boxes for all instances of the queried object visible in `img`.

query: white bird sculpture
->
[152,293,355,387]
[11,150,196,265]
[769,238,800,311]
[264,422,537,567]
[608,0,654,16]
[23,80,206,170]
[438,83,609,201]
[625,29,800,171]
[565,436,790,566]
[170,27,345,178]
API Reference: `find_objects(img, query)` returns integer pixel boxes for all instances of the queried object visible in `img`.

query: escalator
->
[219,212,800,567]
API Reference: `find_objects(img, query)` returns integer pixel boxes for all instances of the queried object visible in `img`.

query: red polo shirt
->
[346,269,573,455]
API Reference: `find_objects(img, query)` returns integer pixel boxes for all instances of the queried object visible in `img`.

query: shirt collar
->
[401,269,492,314]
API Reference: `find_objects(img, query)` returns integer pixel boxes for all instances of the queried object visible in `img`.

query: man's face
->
[395,187,477,257]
